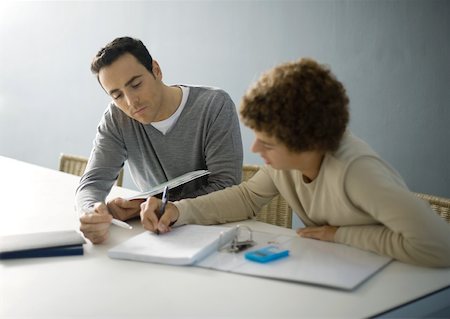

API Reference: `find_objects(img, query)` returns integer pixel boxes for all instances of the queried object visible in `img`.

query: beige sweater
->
[174,133,450,267]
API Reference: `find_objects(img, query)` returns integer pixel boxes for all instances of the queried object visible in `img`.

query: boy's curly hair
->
[240,58,349,152]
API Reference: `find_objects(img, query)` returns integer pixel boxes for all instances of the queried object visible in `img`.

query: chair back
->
[415,192,450,223]
[242,165,292,228]
[59,154,88,177]
[59,153,124,187]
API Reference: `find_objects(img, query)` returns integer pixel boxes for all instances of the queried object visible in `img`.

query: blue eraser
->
[244,245,289,263]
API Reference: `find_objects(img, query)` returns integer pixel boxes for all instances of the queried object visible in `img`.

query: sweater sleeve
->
[174,167,279,226]
[335,157,450,267]
[75,105,127,213]
[181,91,243,198]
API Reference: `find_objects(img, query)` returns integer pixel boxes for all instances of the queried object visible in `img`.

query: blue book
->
[0,244,83,259]
[0,230,85,260]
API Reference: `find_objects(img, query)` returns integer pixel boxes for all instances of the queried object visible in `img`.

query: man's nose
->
[125,93,140,107]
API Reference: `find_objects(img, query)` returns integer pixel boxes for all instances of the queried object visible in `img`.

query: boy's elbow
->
[406,242,450,268]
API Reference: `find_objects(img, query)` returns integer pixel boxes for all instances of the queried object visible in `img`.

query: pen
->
[111,218,133,230]
[85,207,133,230]
[156,186,169,235]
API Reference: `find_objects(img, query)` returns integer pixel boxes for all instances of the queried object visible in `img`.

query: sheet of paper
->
[197,231,392,290]
[108,225,237,266]
[108,225,391,290]
[127,170,210,200]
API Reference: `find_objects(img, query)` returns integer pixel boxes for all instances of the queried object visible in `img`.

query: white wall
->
[0,0,449,198]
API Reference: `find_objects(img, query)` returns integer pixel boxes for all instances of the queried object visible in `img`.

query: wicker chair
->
[415,192,450,223]
[242,165,292,228]
[59,153,124,187]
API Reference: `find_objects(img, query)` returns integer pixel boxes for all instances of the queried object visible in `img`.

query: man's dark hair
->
[90,36,153,75]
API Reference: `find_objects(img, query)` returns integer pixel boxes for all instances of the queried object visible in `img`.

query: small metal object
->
[226,225,255,253]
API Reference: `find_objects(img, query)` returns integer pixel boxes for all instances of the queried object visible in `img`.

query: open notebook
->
[108,225,392,290]
[108,225,237,265]
[127,170,210,200]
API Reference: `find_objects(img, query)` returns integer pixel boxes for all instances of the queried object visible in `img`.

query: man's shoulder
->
[100,102,134,130]
[184,85,232,102]
[103,102,132,120]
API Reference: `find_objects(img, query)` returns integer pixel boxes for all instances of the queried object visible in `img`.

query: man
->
[78,37,243,244]
[141,58,450,267]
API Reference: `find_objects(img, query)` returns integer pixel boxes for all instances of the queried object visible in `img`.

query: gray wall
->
[1,0,449,198]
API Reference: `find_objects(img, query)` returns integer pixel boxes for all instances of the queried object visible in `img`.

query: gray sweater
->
[76,86,243,211]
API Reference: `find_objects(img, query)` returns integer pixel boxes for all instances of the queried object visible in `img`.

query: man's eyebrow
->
[108,75,143,96]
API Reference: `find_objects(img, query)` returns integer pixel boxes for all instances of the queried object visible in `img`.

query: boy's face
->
[98,53,164,124]
[251,131,296,169]
[251,130,315,171]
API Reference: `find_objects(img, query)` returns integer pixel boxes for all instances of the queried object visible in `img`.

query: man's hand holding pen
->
[79,199,137,244]
[140,187,179,234]
[79,203,113,244]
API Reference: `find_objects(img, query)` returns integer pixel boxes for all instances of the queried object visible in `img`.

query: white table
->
[1,156,449,318]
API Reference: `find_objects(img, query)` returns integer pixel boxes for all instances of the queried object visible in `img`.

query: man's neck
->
[160,85,182,120]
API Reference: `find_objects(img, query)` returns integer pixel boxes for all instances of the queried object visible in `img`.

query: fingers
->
[113,197,145,209]
[79,203,113,244]
[140,198,180,234]
[107,197,144,220]
[140,197,160,232]
[297,225,338,242]
[297,228,319,239]
[154,203,178,233]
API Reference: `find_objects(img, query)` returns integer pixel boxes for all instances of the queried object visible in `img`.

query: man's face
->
[98,53,164,124]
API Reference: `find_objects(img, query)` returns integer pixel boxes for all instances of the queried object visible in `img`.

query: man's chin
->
[134,116,151,125]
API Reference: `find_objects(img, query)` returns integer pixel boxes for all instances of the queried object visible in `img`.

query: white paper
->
[0,230,86,253]
[108,225,391,290]
[108,225,238,266]
[127,170,210,200]
[197,231,392,290]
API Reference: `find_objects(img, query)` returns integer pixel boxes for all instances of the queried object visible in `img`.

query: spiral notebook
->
[108,225,392,290]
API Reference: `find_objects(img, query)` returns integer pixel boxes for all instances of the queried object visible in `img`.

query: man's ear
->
[152,60,162,79]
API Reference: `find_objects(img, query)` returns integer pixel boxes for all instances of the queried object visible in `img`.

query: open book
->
[108,225,392,290]
[127,170,210,200]
[108,225,237,265]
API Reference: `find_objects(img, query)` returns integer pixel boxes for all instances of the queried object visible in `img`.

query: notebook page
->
[108,225,237,266]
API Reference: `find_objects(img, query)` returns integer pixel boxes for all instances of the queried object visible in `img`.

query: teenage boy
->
[141,58,450,267]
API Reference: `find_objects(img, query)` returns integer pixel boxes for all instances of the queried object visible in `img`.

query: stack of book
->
[0,230,85,259]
